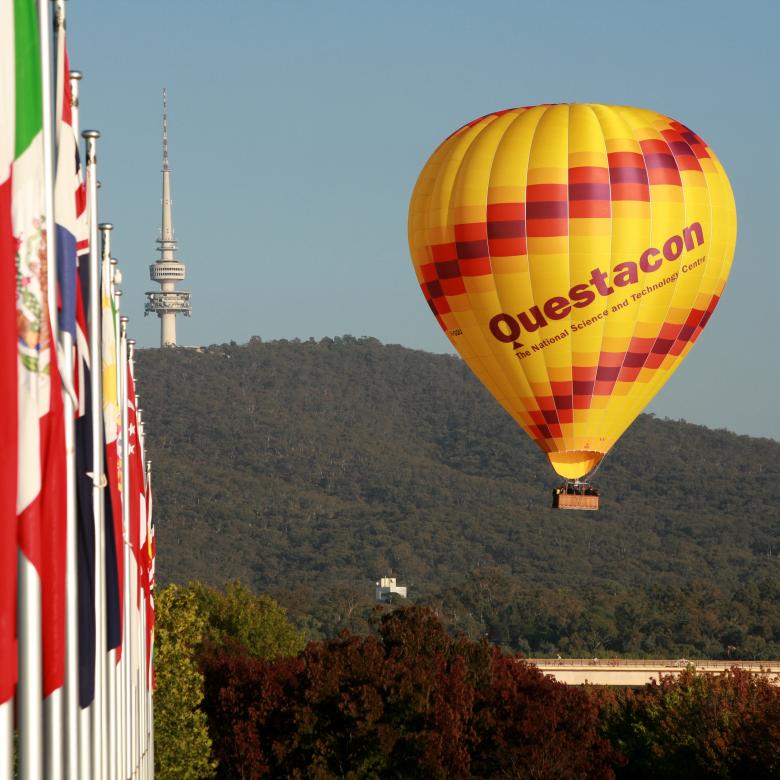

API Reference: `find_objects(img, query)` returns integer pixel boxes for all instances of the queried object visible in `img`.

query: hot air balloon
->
[408,104,736,508]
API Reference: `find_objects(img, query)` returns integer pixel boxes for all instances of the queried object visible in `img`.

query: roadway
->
[526,658,780,686]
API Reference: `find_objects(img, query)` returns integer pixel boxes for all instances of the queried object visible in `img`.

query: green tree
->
[154,584,216,780]
[602,667,780,779]
[191,579,304,660]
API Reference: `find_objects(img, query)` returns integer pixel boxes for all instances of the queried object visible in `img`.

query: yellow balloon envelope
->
[408,104,736,480]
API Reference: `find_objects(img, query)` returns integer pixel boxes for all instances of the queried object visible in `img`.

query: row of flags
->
[1,0,156,778]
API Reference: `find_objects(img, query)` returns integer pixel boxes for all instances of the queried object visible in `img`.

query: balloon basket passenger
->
[552,481,600,511]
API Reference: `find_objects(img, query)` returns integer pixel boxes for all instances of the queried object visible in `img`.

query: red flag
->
[0,0,18,701]
[145,470,155,688]
[39,334,67,696]
[126,363,146,605]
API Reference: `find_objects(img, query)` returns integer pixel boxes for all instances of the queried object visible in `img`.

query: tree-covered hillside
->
[135,337,780,656]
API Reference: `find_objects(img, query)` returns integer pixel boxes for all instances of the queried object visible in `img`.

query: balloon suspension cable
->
[583,451,608,482]
[560,454,610,493]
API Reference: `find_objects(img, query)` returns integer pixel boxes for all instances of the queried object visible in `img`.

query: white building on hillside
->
[376,577,407,603]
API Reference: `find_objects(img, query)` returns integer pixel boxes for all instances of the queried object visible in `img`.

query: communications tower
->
[145,88,191,346]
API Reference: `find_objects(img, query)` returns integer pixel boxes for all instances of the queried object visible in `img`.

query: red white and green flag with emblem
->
[10,0,68,699]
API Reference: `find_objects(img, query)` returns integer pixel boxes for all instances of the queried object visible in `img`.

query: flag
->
[75,265,96,706]
[13,0,68,698]
[127,363,146,606]
[61,52,98,706]
[0,0,19,708]
[145,464,155,688]
[54,41,77,341]
[126,362,145,693]
[101,230,123,655]
[53,24,90,711]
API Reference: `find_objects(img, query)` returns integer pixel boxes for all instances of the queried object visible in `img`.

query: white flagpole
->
[17,540,43,780]
[109,260,125,780]
[0,3,13,777]
[115,616,124,780]
[20,0,58,777]
[72,70,93,780]
[107,252,122,780]
[52,2,80,778]
[148,698,154,780]
[119,315,134,779]
[137,409,144,466]
[0,701,10,780]
[83,136,103,780]
[129,342,147,779]
[140,591,147,780]
[138,404,150,780]
[138,430,149,780]
[98,244,118,780]
[130,357,147,780]
[38,0,57,342]
[146,459,154,780]
[103,245,120,780]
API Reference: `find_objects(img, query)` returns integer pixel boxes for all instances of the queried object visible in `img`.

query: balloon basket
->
[552,481,600,511]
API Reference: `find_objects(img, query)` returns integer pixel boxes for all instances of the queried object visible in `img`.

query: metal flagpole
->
[146,459,154,780]
[149,696,154,780]
[18,529,44,780]
[0,700,10,780]
[97,221,115,780]
[115,599,123,780]
[131,380,145,780]
[129,332,139,780]
[83,133,104,780]
[108,264,121,780]
[138,408,149,780]
[119,316,133,779]
[140,592,146,780]
[137,413,148,780]
[114,304,133,778]
[20,0,58,777]
[103,243,119,780]
[0,3,13,756]
[107,585,116,780]
[109,260,125,780]
[130,344,146,780]
[17,557,43,780]
[72,71,93,780]
[52,2,80,779]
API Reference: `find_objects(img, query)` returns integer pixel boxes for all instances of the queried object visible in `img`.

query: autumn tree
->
[200,606,623,779]
[200,648,304,780]
[602,667,780,779]
[200,623,475,779]
[470,654,620,779]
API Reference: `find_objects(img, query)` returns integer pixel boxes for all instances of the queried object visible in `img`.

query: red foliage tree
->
[200,641,304,779]
[470,653,619,779]
[200,608,621,778]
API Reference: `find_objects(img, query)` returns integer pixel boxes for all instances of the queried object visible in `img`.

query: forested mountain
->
[135,337,780,658]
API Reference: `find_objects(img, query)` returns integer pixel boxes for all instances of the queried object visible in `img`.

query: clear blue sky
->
[66,0,779,441]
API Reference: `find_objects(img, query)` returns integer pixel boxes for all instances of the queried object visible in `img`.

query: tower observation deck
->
[145,88,191,346]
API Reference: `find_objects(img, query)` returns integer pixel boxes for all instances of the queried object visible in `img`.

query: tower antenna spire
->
[162,87,169,172]
[146,88,192,346]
